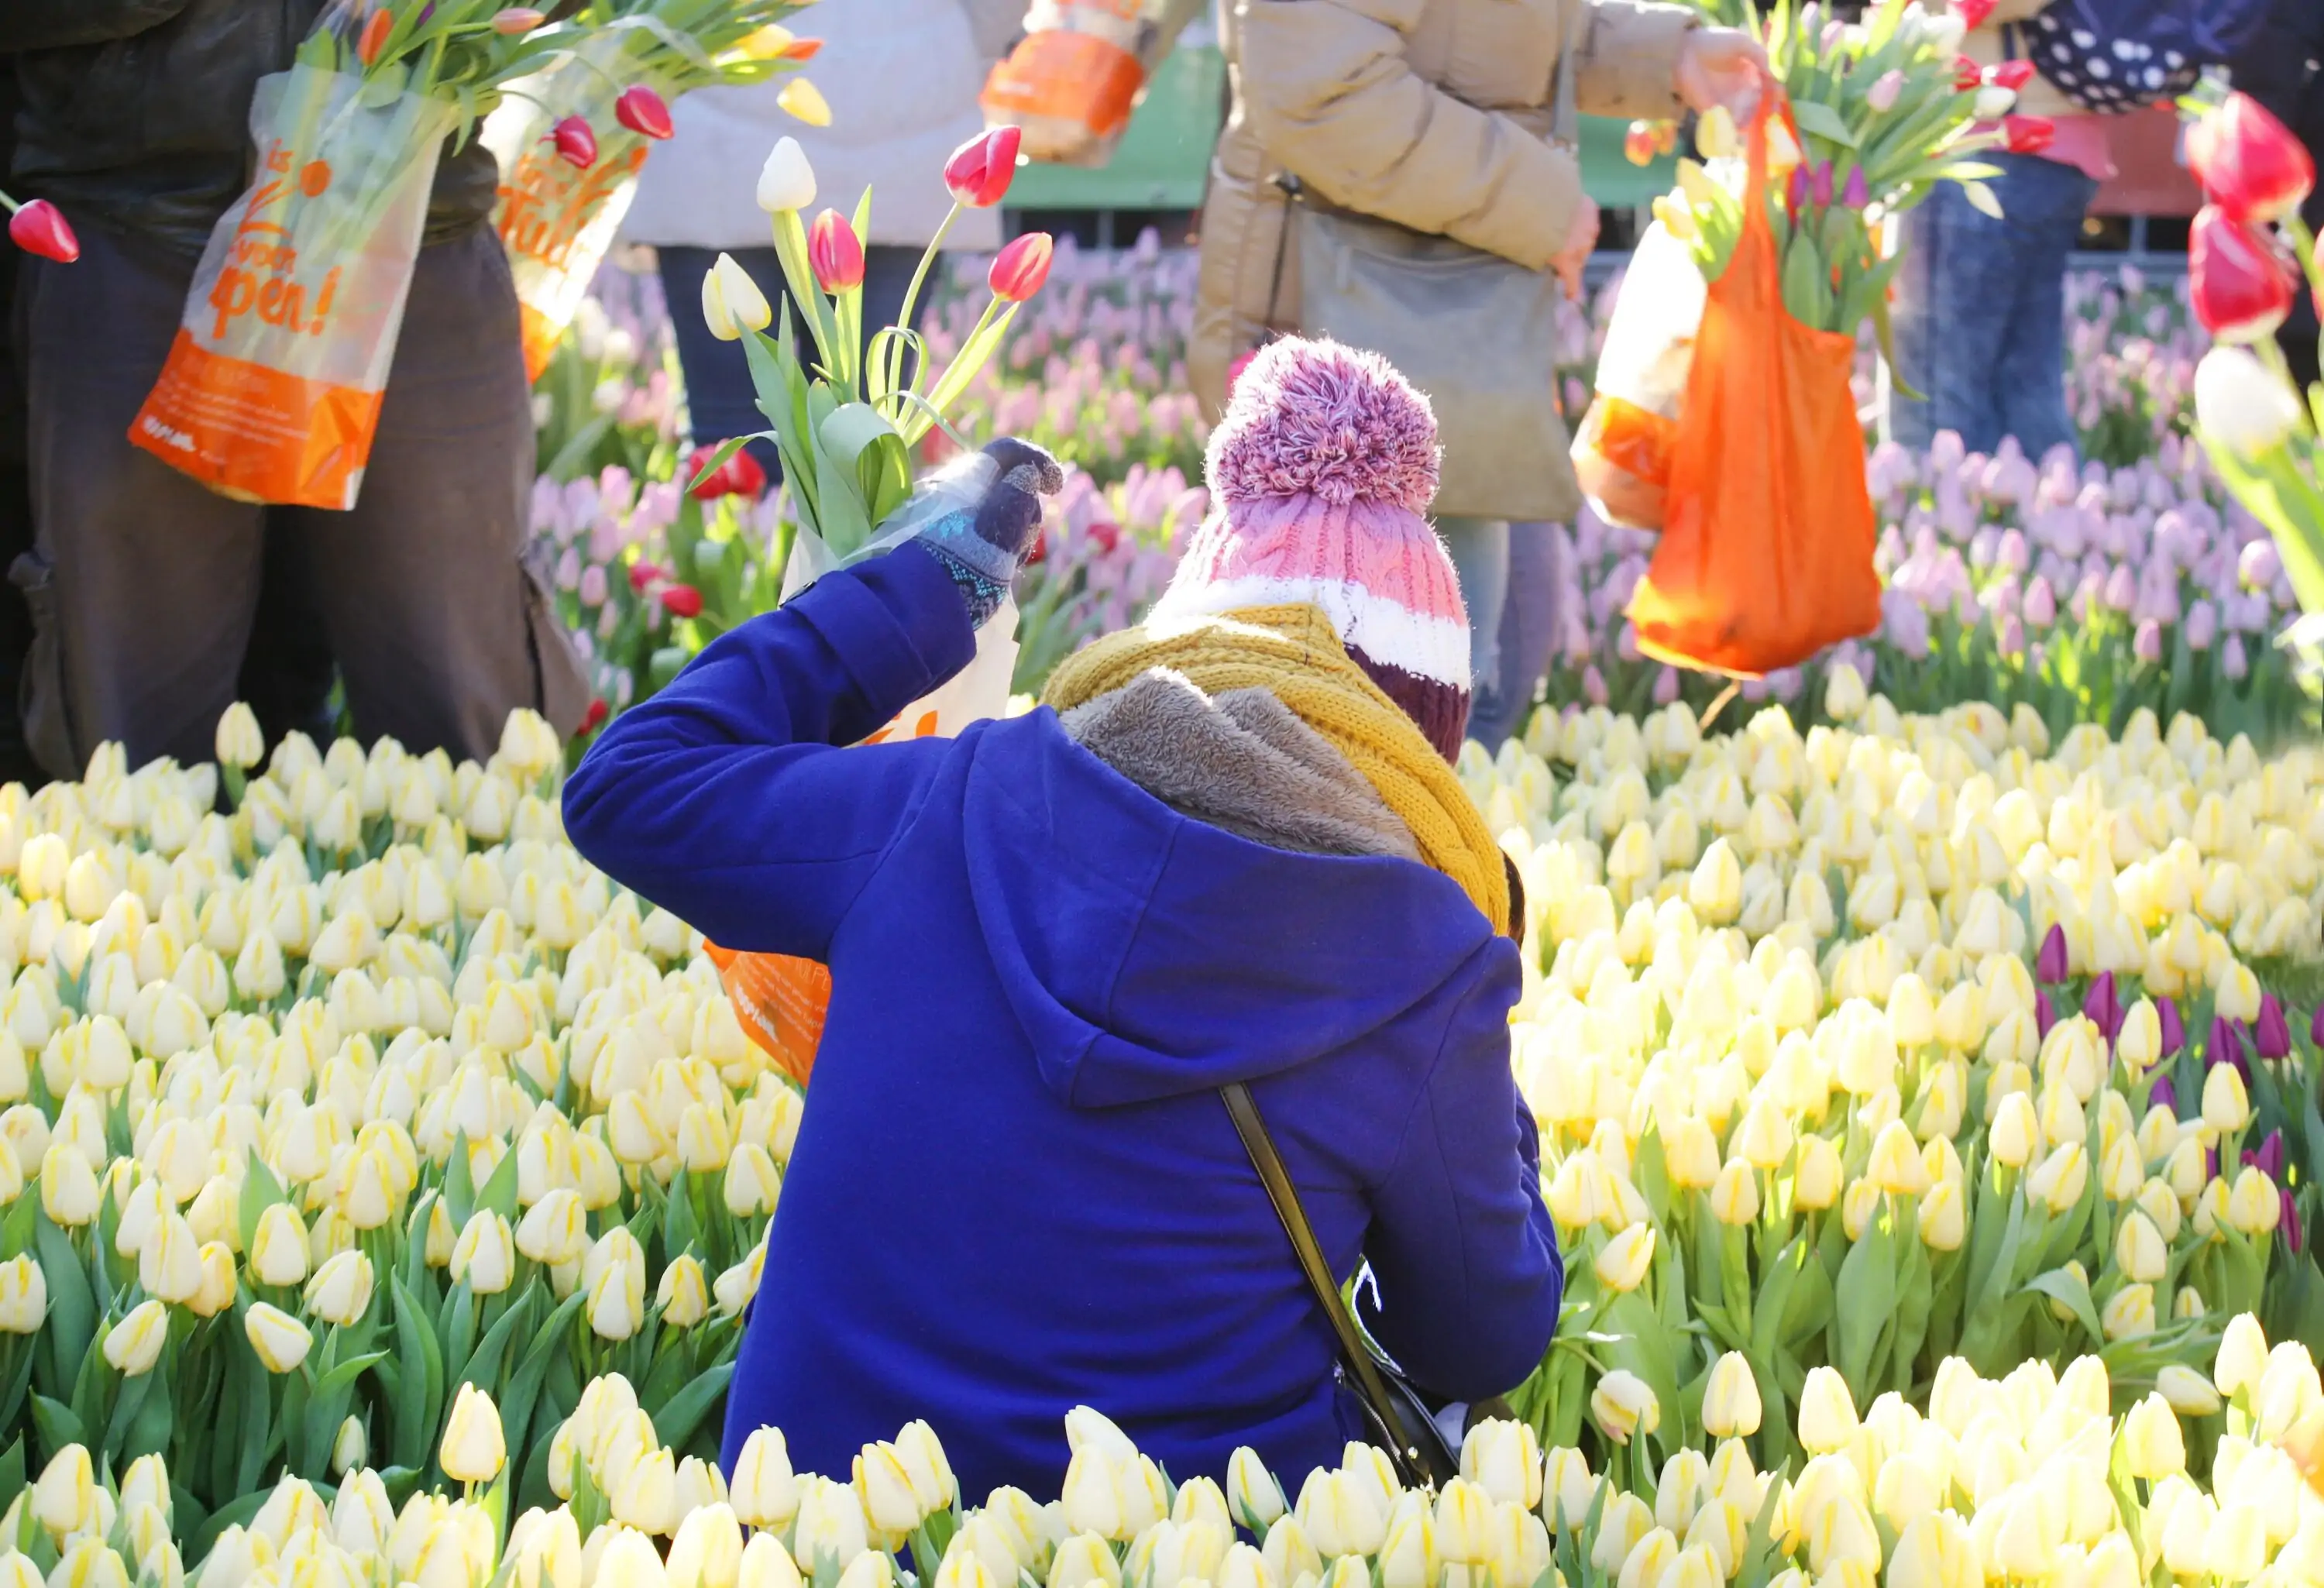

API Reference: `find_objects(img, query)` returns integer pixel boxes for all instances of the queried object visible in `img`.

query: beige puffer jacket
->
[1190,0,1703,417]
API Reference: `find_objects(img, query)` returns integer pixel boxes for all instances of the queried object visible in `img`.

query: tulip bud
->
[757,137,817,214]
[1593,1223,1656,1292]
[449,1210,516,1296]
[440,1383,506,1484]
[304,1249,375,1326]
[777,79,832,126]
[1460,1420,1543,1509]
[1702,1353,1761,1438]
[1590,1370,1660,1445]
[245,1301,312,1373]
[808,210,866,294]
[1708,1159,1758,1225]
[551,116,598,168]
[2190,206,2296,342]
[988,233,1054,302]
[731,1428,799,1529]
[2189,91,2315,223]
[614,86,675,141]
[944,126,1023,208]
[101,1299,168,1376]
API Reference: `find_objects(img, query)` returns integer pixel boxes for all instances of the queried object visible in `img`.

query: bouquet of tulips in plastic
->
[128,0,574,509]
[681,127,1052,1084]
[486,3,821,379]
[1573,0,2022,532]
[2184,90,2324,621]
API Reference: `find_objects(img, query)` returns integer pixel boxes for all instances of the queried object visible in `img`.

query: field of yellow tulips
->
[0,669,2311,1587]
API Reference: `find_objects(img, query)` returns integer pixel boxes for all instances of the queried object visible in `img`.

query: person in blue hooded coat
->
[561,337,1563,1503]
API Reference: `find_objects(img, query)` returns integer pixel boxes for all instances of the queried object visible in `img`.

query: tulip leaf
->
[2020,1264,2102,1345]
[388,1275,441,1472]
[31,1214,91,1396]
[454,1288,534,1399]
[28,1394,81,1458]
[1831,1207,1896,1391]
[500,1287,586,1475]
[1788,99,1858,149]
[651,1362,735,1457]
[103,1366,156,1462]
[476,1139,522,1223]
[183,1487,273,1567]
[443,1131,477,1234]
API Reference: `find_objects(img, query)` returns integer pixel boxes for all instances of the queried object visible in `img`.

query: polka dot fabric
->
[2006,0,2267,115]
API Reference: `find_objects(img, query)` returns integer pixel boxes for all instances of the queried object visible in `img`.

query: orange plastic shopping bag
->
[131,64,456,508]
[484,39,665,381]
[705,599,1022,1088]
[1624,104,1880,679]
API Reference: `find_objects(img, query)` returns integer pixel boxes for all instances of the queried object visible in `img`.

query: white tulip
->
[757,137,816,214]
[2196,345,2305,457]
[702,255,772,343]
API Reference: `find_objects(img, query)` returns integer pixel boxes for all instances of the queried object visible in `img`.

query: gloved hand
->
[908,438,1066,628]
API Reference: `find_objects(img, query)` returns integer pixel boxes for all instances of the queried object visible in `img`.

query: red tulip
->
[552,115,597,168]
[579,698,611,732]
[1088,521,1120,554]
[1024,531,1048,567]
[988,232,1054,302]
[628,561,666,592]
[720,447,768,498]
[780,37,822,61]
[1954,56,1983,92]
[1954,0,1997,28]
[7,200,78,263]
[659,584,704,619]
[943,126,1023,209]
[2189,204,2296,342]
[1985,59,2036,91]
[1623,121,1658,167]
[2002,115,2054,155]
[807,209,865,293]
[684,444,768,499]
[614,86,674,141]
[357,7,394,65]
[2188,91,2315,225]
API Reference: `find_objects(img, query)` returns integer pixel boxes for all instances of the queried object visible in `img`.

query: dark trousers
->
[657,243,929,477]
[14,220,588,777]
[1889,152,2099,459]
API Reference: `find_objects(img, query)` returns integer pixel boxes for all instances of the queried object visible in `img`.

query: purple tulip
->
[2083,971,2123,1042]
[2284,1191,2303,1253]
[2160,996,2185,1057]
[1810,161,1836,208]
[2037,990,2058,1040]
[2186,600,2219,651]
[2023,576,2058,628]
[1788,165,1811,212]
[2036,923,2070,985]
[2224,634,2250,679]
[2250,1128,2286,1178]
[2256,994,2293,1060]
[1841,166,1869,208]
[2151,1076,2178,1116]
[1868,68,1905,112]
[2133,619,2163,663]
[2208,1014,2249,1079]
[2312,1004,2324,1047]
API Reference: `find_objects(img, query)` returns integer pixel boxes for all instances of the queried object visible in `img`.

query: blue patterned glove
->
[909,438,1065,627]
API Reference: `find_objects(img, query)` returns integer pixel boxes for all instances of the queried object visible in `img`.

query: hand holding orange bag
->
[1624,95,1881,679]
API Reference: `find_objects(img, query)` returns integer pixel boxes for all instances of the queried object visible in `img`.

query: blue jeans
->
[1469,522,1559,749]
[658,243,927,477]
[1437,515,1506,745]
[1887,153,2099,459]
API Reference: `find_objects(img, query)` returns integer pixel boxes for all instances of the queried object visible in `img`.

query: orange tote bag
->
[1624,102,1881,679]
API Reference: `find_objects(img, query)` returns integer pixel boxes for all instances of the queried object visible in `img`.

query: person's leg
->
[17,224,266,776]
[1468,521,1558,749]
[658,244,787,476]
[1435,516,1509,744]
[1884,198,1940,450]
[0,253,38,788]
[1889,178,2018,453]
[239,519,341,748]
[1994,160,2101,460]
[301,224,588,762]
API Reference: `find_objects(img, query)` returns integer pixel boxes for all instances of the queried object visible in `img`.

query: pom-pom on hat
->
[1153,338,1471,760]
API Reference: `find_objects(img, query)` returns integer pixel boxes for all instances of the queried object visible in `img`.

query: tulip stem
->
[884,203,961,407]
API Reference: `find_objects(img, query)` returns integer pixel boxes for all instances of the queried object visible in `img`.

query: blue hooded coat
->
[562,542,1563,1500]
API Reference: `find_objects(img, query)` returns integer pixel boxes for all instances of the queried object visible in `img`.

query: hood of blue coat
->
[954,709,1501,1109]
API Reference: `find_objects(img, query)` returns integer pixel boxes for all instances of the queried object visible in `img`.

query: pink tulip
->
[615,86,674,141]
[6,199,77,263]
[809,208,865,293]
[552,115,597,167]
[1867,70,1904,112]
[944,126,1023,208]
[988,232,1054,301]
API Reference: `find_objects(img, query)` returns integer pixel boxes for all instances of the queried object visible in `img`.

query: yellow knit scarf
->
[1043,603,1511,934]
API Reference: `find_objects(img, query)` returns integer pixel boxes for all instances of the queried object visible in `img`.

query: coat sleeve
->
[560,544,979,958]
[1570,0,1699,122]
[1233,0,1583,270]
[0,0,188,50]
[1358,942,1563,1402]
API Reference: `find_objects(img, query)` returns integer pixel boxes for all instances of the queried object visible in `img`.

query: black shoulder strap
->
[1222,1081,1427,1466]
